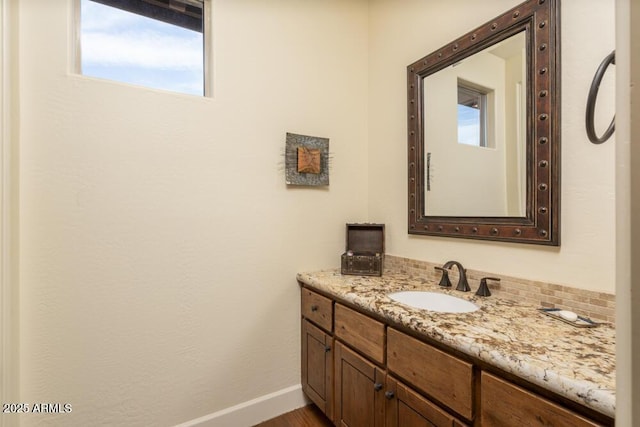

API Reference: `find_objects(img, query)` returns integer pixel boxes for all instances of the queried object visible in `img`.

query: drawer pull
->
[311,305,319,312]
[385,391,395,400]
[374,383,383,391]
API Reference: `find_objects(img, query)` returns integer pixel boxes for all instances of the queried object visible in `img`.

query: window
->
[457,81,488,147]
[77,0,209,96]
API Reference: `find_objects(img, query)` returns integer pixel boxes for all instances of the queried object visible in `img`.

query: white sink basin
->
[388,291,479,313]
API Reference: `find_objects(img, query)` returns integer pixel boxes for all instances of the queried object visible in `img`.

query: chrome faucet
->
[441,260,470,292]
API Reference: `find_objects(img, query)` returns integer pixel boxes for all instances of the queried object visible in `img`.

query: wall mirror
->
[407,0,560,245]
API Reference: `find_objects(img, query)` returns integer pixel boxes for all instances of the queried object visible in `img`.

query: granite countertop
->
[297,269,616,418]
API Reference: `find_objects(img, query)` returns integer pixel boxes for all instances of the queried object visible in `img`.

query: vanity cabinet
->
[302,289,468,427]
[300,285,610,426]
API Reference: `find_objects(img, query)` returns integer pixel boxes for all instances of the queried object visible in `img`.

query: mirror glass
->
[424,31,526,217]
[407,0,560,245]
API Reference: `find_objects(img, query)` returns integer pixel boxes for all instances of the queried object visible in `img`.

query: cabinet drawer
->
[335,304,385,364]
[301,288,333,332]
[480,372,601,427]
[387,328,474,421]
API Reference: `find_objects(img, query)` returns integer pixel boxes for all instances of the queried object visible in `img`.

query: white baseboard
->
[175,384,310,427]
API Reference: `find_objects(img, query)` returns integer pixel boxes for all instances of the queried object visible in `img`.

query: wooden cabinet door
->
[385,377,468,427]
[302,320,333,420]
[334,341,385,427]
[480,372,602,427]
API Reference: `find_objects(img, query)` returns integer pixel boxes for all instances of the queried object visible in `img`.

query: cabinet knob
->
[310,305,319,312]
[324,345,331,353]
[385,391,395,400]
[374,383,383,391]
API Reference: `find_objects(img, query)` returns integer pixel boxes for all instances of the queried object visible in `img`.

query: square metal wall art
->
[285,132,330,186]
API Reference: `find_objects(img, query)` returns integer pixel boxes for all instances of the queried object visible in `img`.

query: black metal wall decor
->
[586,50,615,145]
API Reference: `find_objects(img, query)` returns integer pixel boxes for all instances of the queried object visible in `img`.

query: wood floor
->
[254,405,334,427]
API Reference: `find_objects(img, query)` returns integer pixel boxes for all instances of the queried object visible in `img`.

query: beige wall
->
[18,0,368,425]
[368,0,617,294]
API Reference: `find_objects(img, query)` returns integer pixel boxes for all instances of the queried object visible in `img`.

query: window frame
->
[73,0,212,97]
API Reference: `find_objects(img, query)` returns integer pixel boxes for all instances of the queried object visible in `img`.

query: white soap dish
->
[538,308,599,328]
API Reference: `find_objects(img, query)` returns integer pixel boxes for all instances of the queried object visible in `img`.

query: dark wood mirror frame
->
[407,0,560,246]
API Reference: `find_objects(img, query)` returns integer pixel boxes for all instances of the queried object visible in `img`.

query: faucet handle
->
[434,266,452,288]
[476,277,500,297]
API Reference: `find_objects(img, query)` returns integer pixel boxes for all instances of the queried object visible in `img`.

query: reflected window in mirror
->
[457,82,489,148]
